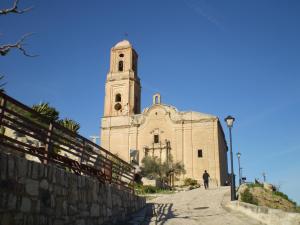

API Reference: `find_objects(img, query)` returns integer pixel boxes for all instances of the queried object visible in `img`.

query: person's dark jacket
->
[203,172,210,182]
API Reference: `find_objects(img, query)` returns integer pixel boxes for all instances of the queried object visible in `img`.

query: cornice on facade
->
[101,103,219,129]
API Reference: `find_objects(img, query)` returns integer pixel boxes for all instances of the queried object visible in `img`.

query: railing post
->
[133,167,136,194]
[0,96,7,129]
[80,139,85,164]
[44,122,53,164]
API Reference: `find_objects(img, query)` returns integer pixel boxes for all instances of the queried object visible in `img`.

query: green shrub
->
[135,184,174,195]
[143,185,157,194]
[184,178,198,186]
[273,191,296,206]
[241,189,258,205]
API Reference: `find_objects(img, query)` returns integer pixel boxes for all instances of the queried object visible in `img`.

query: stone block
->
[33,200,40,213]
[0,213,14,225]
[31,162,39,179]
[80,210,90,217]
[7,156,15,178]
[16,156,27,178]
[76,219,85,225]
[0,153,8,180]
[69,205,78,216]
[40,179,49,190]
[90,203,100,217]
[107,208,112,217]
[7,194,17,210]
[51,194,55,208]
[13,213,23,225]
[38,163,45,179]
[27,161,32,177]
[25,179,39,196]
[21,197,31,212]
[53,219,64,225]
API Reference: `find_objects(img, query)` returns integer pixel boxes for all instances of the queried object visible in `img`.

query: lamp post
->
[236,152,241,186]
[225,115,236,201]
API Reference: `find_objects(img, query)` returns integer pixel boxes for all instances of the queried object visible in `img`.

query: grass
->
[273,191,297,206]
[135,184,174,195]
[241,188,258,205]
[246,183,263,188]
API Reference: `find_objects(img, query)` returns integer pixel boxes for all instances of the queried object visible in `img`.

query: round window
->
[114,103,122,111]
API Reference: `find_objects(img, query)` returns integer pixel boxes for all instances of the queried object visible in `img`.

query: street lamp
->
[225,115,236,201]
[236,152,241,186]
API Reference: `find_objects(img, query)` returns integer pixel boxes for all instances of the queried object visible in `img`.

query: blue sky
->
[1,0,300,204]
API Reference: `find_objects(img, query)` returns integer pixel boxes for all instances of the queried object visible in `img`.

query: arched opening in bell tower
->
[115,93,122,102]
[118,60,124,71]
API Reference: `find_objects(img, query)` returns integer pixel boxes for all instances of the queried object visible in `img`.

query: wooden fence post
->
[80,139,85,164]
[43,122,53,164]
[0,96,7,127]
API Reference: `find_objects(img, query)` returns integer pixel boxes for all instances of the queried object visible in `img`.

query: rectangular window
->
[198,149,203,158]
[154,134,159,143]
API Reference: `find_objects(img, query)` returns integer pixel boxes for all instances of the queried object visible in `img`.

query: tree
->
[140,155,186,187]
[140,156,161,180]
[0,0,36,93]
[58,118,80,133]
[31,102,81,133]
[0,75,6,92]
[32,102,60,122]
[0,0,36,57]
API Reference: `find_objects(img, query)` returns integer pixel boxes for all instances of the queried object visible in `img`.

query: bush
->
[184,178,198,186]
[143,185,157,194]
[135,184,174,195]
[241,189,258,205]
[273,191,296,206]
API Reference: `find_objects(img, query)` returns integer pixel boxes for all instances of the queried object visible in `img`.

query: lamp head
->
[225,115,235,128]
[237,152,241,158]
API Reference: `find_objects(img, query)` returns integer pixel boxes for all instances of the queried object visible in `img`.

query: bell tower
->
[103,40,141,117]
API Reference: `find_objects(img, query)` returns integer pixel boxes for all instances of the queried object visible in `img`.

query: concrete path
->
[142,187,263,225]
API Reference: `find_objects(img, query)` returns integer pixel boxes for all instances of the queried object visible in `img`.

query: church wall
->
[101,115,227,186]
[185,120,217,184]
[217,122,228,185]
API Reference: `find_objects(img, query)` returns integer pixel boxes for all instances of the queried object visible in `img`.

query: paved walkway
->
[143,187,262,225]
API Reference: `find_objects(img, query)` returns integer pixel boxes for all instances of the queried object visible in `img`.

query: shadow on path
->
[144,203,175,225]
[142,202,227,225]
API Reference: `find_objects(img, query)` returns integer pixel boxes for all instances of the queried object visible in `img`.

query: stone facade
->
[0,151,145,225]
[100,40,229,186]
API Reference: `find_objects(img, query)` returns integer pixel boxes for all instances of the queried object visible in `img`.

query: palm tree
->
[0,75,6,92]
[32,102,59,122]
[58,118,80,133]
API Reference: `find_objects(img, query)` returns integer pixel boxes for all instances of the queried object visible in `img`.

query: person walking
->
[203,170,210,189]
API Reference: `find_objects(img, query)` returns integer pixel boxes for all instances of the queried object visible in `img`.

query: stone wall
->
[227,201,300,225]
[0,151,146,225]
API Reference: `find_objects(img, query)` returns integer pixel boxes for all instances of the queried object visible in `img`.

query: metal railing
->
[0,92,135,192]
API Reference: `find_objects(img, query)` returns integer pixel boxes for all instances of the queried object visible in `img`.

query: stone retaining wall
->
[227,201,300,225]
[0,151,146,225]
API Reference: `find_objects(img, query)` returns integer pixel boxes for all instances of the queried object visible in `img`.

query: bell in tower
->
[103,40,141,117]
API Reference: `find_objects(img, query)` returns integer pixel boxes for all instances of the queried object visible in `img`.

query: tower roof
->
[114,40,132,48]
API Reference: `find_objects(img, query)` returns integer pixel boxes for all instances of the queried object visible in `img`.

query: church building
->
[100,40,228,186]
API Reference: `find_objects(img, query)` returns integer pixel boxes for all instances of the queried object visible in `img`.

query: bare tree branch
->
[0,33,38,57]
[0,0,33,15]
